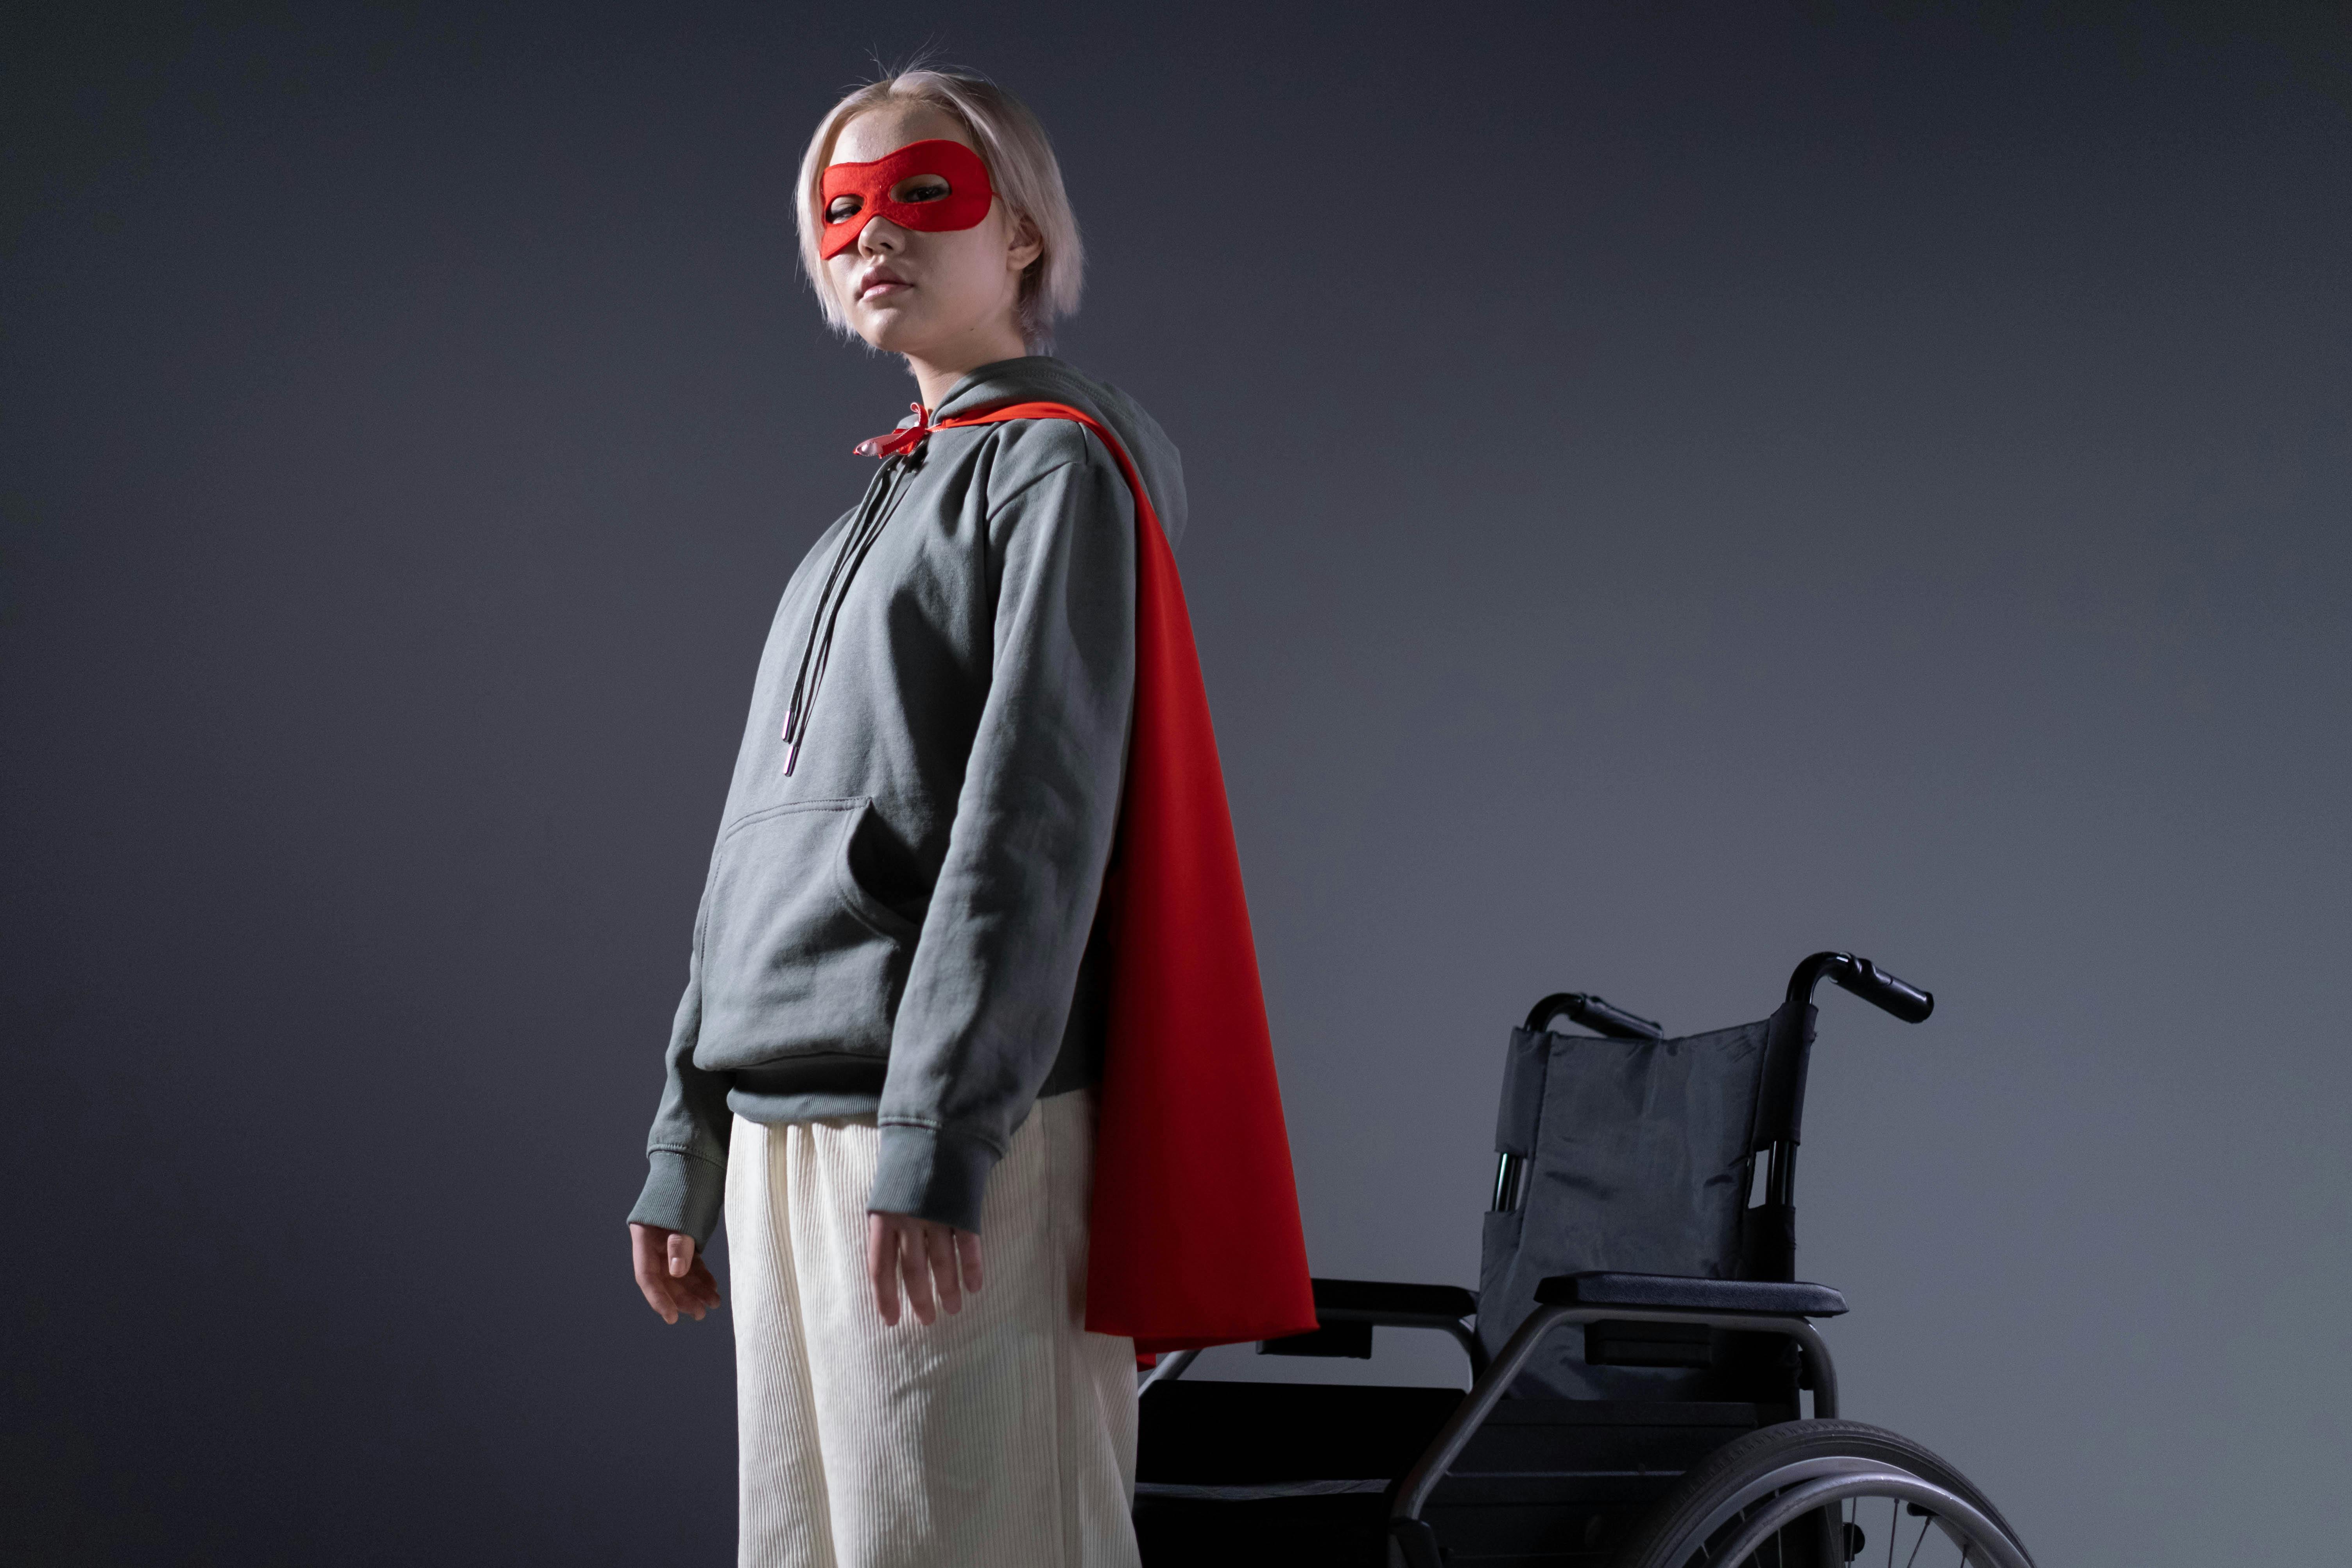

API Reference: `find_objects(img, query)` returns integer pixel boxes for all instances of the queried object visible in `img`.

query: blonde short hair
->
[795,70,1084,349]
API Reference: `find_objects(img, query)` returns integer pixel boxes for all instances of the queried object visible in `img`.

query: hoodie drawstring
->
[779,425,924,775]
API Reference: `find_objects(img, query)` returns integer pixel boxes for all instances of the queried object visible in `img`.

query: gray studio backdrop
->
[4,4,2346,1563]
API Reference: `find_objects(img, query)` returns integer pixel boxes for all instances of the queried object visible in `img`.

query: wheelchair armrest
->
[1148,1279,1487,1389]
[1311,1277,1478,1320]
[1253,1278,1487,1380]
[1535,1271,1847,1318]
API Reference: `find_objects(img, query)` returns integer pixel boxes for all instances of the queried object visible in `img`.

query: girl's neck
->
[903,317,1031,412]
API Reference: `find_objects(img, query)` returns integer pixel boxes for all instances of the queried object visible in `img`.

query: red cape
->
[918,401,1319,1356]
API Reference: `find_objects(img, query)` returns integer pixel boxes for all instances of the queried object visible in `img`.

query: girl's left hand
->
[867,1212,985,1326]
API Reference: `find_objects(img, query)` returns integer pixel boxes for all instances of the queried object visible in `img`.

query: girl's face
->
[822,105,1040,365]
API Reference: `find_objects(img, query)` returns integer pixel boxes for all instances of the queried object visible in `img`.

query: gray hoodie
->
[627,357,1187,1245]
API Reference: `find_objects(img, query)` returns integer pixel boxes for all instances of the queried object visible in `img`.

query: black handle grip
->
[1834,957,1934,1023]
[1575,994,1667,1039]
[1523,991,1665,1041]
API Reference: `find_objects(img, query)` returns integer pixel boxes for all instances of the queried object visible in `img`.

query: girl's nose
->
[858,217,906,253]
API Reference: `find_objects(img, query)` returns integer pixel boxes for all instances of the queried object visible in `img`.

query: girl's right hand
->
[631,1222,722,1324]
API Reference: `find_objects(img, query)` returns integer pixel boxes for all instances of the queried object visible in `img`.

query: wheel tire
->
[1613,1418,2033,1568]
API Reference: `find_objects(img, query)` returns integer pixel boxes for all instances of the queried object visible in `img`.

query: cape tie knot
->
[853,402,933,460]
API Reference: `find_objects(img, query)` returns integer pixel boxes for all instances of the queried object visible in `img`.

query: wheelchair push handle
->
[1522,991,1665,1041]
[1841,958,1933,1022]
[1787,952,1935,1024]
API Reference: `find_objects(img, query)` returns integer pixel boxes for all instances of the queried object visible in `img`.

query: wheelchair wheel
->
[1613,1419,2035,1568]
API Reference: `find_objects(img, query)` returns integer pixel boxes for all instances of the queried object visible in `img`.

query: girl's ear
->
[1005,208,1044,277]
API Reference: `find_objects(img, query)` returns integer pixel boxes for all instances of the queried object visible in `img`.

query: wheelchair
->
[1132,952,2037,1568]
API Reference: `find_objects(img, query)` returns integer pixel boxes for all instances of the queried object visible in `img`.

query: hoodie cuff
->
[627,1149,727,1249]
[869,1123,1001,1234]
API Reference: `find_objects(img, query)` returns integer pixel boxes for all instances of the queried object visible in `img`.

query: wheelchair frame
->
[1137,952,2031,1568]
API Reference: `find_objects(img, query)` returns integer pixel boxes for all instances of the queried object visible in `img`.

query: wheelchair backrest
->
[1476,999,1816,1401]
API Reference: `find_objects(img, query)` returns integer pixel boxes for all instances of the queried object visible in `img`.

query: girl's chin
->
[856,321,947,358]
[849,301,915,334]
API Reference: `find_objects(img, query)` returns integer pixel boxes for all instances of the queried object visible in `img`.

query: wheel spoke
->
[1901,1511,1930,1568]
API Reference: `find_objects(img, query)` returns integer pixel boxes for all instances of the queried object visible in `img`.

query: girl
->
[623,69,1311,1568]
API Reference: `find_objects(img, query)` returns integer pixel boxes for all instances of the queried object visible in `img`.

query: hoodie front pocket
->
[695,797,915,1065]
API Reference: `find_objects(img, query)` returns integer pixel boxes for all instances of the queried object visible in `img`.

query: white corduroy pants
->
[724,1090,1142,1568]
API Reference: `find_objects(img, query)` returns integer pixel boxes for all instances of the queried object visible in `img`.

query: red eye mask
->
[818,139,996,259]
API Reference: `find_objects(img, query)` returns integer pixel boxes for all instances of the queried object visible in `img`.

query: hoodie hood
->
[933,357,1189,552]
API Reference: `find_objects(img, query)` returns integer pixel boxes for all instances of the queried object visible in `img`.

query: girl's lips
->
[858,273,910,300]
